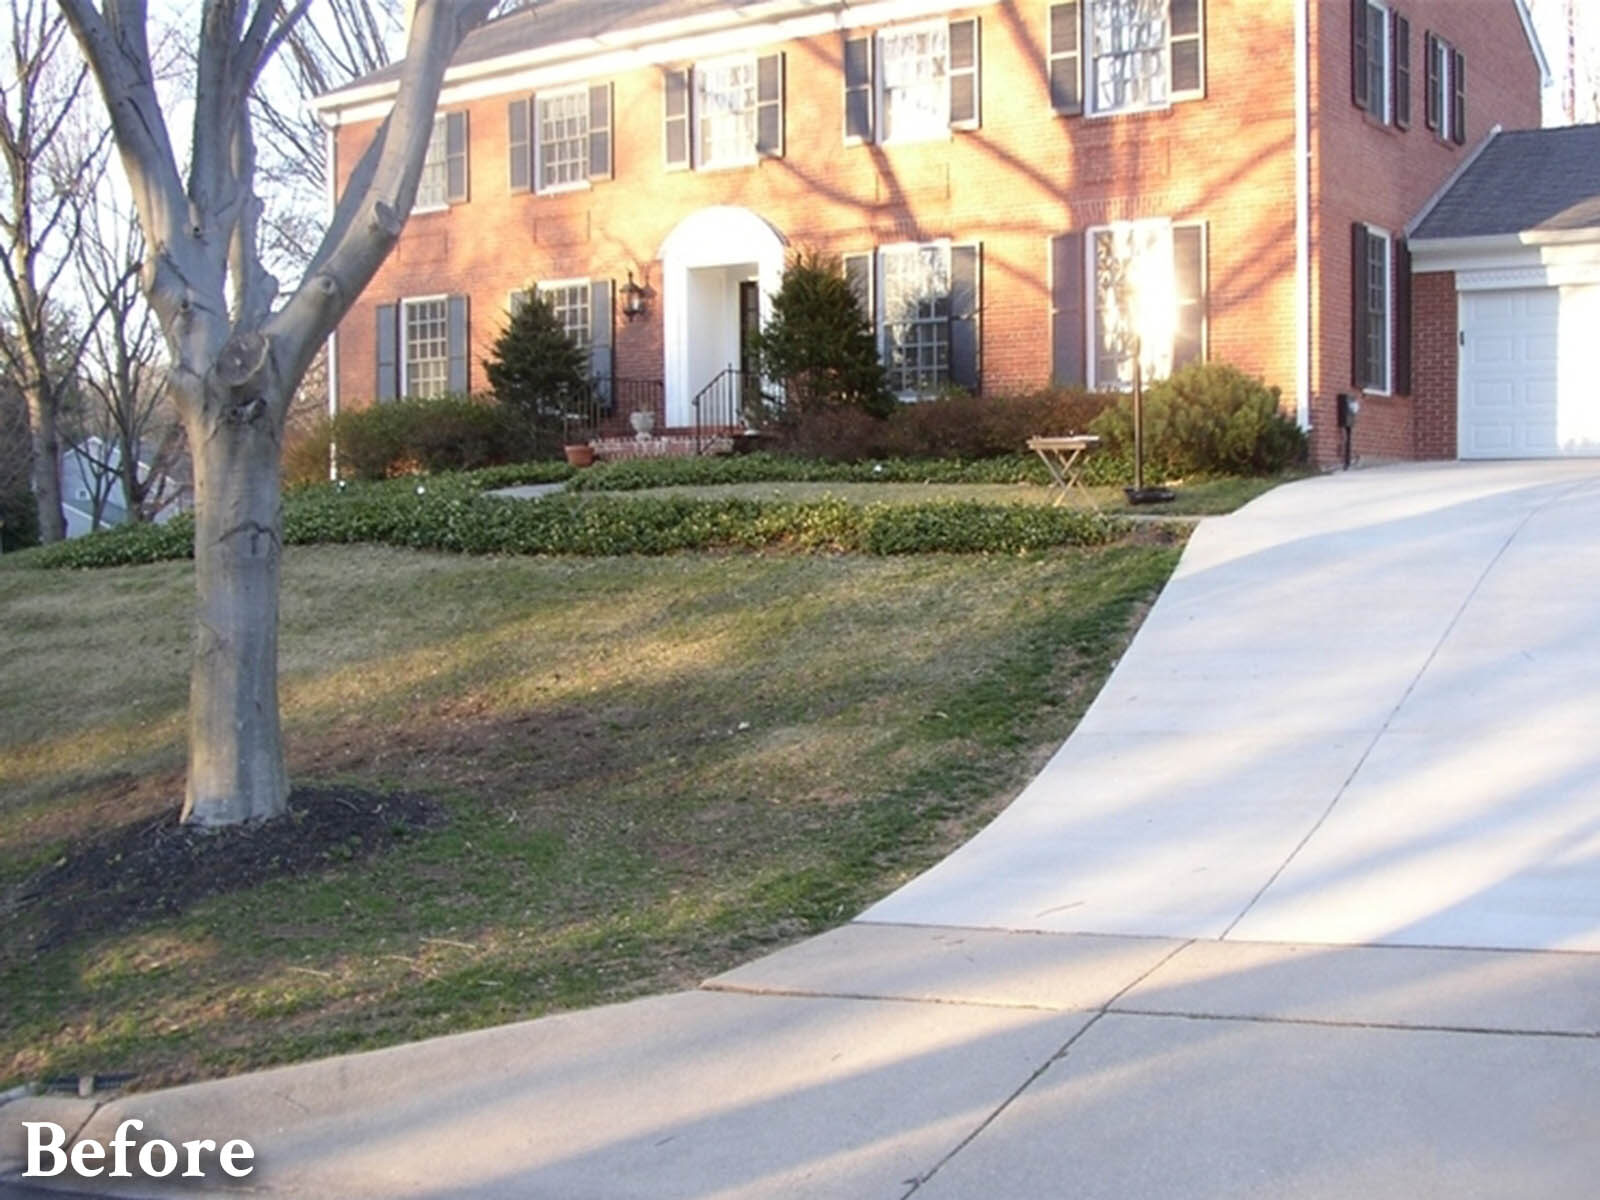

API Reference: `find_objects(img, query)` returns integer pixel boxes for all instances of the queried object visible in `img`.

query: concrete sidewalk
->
[6,462,1600,1198]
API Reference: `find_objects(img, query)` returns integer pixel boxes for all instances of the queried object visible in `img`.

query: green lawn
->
[592,474,1299,515]
[1,539,1179,1090]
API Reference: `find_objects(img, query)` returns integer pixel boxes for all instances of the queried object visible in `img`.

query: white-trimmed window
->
[1087,218,1206,390]
[1426,32,1465,145]
[537,279,593,350]
[1353,0,1416,127]
[879,21,950,142]
[880,242,953,395]
[1048,1,1204,117]
[666,55,783,170]
[1356,224,1393,394]
[402,296,451,398]
[538,87,589,190]
[416,113,467,211]
[696,55,760,168]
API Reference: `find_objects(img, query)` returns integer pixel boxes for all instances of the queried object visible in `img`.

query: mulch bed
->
[4,786,447,957]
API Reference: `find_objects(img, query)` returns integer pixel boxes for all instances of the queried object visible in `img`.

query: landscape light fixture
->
[621,270,654,322]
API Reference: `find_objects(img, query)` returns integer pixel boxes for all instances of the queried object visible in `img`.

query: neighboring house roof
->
[1411,124,1600,241]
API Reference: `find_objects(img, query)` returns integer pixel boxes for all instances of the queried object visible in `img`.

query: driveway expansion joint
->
[1105,1006,1600,1041]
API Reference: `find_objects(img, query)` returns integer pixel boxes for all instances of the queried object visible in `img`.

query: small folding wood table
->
[1026,435,1101,511]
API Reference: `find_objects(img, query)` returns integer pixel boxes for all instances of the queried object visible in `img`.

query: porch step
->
[591,434,733,461]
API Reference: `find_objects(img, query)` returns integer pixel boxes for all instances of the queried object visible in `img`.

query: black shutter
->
[1049,233,1086,387]
[1424,33,1440,130]
[508,98,530,192]
[376,303,398,402]
[665,68,691,169]
[1452,50,1466,144]
[756,53,784,156]
[590,279,614,410]
[949,244,981,393]
[1173,224,1206,370]
[447,295,469,394]
[844,36,873,141]
[1394,15,1411,128]
[1048,3,1082,116]
[949,18,980,129]
[1352,0,1370,110]
[1352,223,1369,389]
[1171,0,1203,97]
[445,111,468,203]
[1394,238,1412,395]
[589,83,613,179]
[843,252,873,319]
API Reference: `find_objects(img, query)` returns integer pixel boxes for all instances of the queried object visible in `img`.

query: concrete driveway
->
[864,460,1600,951]
[7,462,1600,1199]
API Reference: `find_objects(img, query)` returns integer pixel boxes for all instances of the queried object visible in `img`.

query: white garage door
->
[1460,286,1600,458]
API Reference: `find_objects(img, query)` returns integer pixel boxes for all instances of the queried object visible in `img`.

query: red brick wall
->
[328,0,1542,468]
[333,0,1301,415]
[1308,0,1542,464]
[1411,269,1457,457]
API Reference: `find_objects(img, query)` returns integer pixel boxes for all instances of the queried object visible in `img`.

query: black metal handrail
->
[691,367,784,454]
[557,376,665,445]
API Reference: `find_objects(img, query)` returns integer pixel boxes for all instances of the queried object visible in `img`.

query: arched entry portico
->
[659,206,787,426]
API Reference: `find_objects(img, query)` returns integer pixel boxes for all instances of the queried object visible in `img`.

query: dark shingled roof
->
[1412,124,1600,240]
[324,1,781,97]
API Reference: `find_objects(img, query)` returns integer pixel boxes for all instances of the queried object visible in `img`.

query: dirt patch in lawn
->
[4,787,447,959]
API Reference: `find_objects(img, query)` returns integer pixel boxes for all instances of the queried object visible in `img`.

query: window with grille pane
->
[1364,231,1391,392]
[403,298,450,398]
[538,88,589,189]
[696,56,758,167]
[879,22,950,142]
[416,117,450,210]
[881,243,951,395]
[537,282,591,349]
[1089,0,1168,113]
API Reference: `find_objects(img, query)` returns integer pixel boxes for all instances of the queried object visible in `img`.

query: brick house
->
[313,0,1548,465]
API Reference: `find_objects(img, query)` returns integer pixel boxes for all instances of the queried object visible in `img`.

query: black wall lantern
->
[620,270,654,322]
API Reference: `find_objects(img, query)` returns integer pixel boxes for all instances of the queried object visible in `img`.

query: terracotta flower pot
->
[563,443,595,468]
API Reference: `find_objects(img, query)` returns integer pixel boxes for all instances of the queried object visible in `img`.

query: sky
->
[1526,0,1600,123]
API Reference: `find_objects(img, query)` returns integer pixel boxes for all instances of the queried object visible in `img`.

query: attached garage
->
[1408,125,1600,460]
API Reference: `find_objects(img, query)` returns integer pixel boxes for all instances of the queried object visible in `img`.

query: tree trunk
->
[181,386,289,826]
[26,384,66,543]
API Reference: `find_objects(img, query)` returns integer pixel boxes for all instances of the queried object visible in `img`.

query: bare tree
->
[59,0,497,826]
[67,185,186,525]
[0,0,105,543]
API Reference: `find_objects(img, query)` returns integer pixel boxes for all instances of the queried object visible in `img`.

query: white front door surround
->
[660,206,787,426]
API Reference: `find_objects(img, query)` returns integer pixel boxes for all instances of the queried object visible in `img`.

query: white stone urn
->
[629,409,657,440]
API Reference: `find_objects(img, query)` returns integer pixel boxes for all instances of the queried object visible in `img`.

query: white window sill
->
[878,129,954,148]
[536,180,593,197]
[696,156,760,173]
[412,202,449,216]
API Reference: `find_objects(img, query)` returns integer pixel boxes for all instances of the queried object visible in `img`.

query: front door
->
[739,280,761,424]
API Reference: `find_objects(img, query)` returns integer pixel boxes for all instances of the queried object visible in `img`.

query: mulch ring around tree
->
[4,786,447,958]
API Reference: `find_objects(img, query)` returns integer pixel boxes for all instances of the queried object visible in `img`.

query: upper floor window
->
[1425,32,1466,145]
[1353,1,1412,128]
[664,54,783,171]
[843,18,979,145]
[416,112,468,211]
[1048,1,1203,118]
[508,84,613,194]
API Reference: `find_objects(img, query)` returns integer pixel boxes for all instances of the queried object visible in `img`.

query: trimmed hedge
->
[15,488,1119,569]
